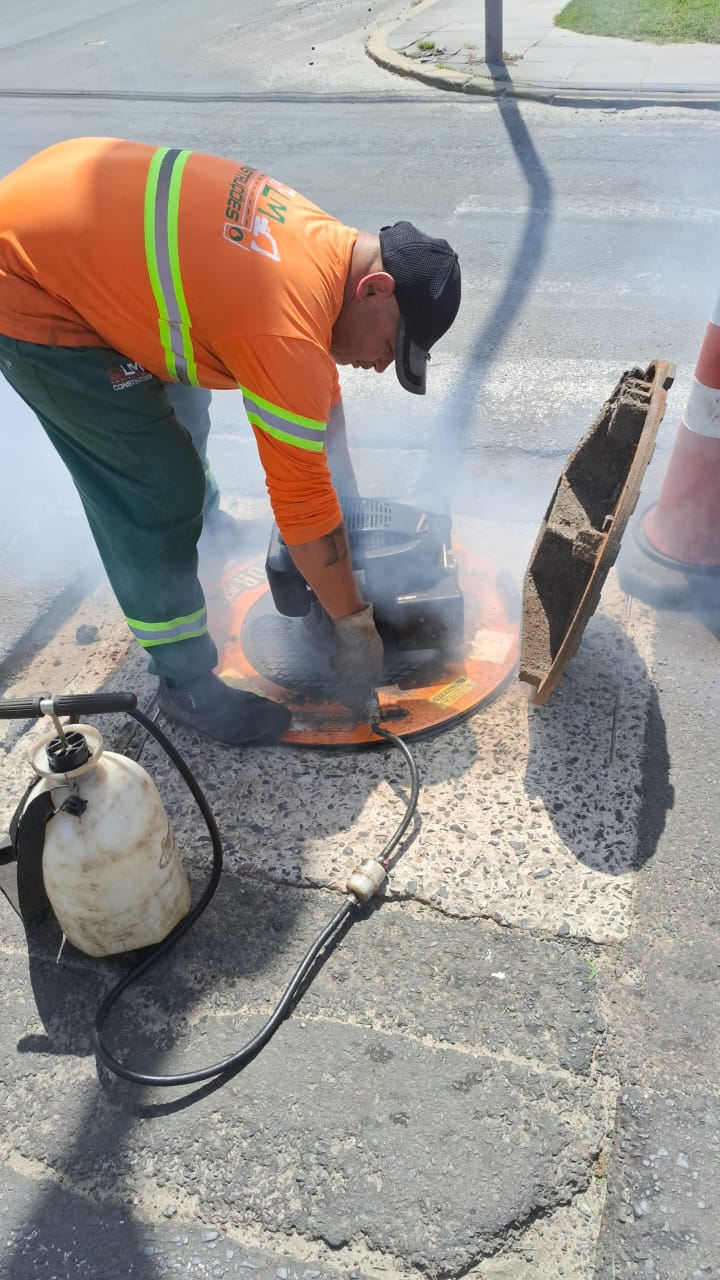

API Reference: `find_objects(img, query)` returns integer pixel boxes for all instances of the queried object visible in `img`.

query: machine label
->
[430,676,475,707]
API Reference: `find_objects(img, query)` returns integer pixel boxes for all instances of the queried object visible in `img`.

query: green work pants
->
[0,334,219,679]
[165,379,221,520]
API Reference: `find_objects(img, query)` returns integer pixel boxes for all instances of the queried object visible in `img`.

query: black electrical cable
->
[92,708,419,1088]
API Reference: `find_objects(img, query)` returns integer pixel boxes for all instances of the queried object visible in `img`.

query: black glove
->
[331,604,384,716]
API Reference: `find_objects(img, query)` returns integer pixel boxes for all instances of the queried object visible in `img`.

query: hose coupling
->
[365,691,380,728]
[347,858,387,904]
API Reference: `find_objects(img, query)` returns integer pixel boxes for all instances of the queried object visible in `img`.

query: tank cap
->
[46,730,91,773]
[31,724,104,780]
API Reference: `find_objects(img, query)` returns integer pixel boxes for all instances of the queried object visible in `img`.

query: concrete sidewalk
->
[367,0,720,102]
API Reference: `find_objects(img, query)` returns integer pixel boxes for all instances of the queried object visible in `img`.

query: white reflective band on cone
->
[684,377,720,439]
[711,297,720,327]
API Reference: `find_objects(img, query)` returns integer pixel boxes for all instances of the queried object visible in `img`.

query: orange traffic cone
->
[620,300,720,607]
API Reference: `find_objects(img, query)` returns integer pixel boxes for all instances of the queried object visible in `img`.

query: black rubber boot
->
[157,673,290,746]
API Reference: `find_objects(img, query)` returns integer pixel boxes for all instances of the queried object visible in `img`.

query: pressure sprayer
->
[0,692,418,1088]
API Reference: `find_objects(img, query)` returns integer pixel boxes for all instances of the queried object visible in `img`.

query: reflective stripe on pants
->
[0,334,217,678]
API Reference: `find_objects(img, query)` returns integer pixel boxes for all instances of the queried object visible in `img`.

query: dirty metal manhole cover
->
[520,359,676,705]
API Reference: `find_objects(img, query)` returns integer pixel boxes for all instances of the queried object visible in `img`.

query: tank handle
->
[0,693,138,721]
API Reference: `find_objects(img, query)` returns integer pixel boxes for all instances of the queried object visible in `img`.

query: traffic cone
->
[619,295,720,607]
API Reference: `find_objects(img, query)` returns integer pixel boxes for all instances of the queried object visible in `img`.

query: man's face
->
[331,276,401,375]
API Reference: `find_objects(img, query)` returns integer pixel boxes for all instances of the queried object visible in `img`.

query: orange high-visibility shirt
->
[0,137,355,543]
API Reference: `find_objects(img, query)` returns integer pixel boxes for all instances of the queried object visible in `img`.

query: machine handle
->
[339,497,448,564]
[341,497,433,538]
[0,692,138,720]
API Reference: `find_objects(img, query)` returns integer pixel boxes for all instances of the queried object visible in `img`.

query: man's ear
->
[356,270,396,301]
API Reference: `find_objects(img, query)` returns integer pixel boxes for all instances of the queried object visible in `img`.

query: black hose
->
[92,710,418,1088]
[369,722,420,868]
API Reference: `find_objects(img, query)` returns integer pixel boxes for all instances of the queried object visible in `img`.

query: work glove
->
[331,604,384,717]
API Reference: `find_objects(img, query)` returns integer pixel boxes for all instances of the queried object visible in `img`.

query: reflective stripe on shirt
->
[144,147,199,385]
[242,386,326,452]
[143,147,329,450]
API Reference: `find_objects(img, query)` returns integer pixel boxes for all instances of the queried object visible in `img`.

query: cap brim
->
[395,316,428,395]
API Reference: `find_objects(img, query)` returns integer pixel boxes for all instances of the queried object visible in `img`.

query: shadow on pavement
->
[421,76,553,496]
[1,872,363,1278]
[524,614,673,876]
[0,1166,170,1280]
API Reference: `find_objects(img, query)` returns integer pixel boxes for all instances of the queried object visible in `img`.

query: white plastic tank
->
[25,724,191,957]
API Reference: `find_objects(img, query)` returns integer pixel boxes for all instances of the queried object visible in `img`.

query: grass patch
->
[555,0,720,44]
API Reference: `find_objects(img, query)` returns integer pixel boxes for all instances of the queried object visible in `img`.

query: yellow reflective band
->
[144,148,170,372]
[241,386,326,452]
[241,386,325,433]
[143,147,199,385]
[246,413,324,452]
[125,605,208,648]
[167,150,198,386]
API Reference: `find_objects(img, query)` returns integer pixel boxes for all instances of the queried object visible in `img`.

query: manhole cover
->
[520,359,675,704]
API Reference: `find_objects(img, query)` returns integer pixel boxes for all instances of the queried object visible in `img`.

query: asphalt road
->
[1,4,720,1278]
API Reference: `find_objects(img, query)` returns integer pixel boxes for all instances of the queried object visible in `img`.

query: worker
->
[0,138,461,745]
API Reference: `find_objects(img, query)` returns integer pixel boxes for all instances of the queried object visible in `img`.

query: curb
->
[365,22,720,109]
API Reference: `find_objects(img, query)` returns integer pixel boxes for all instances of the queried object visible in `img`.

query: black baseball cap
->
[379,221,461,395]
